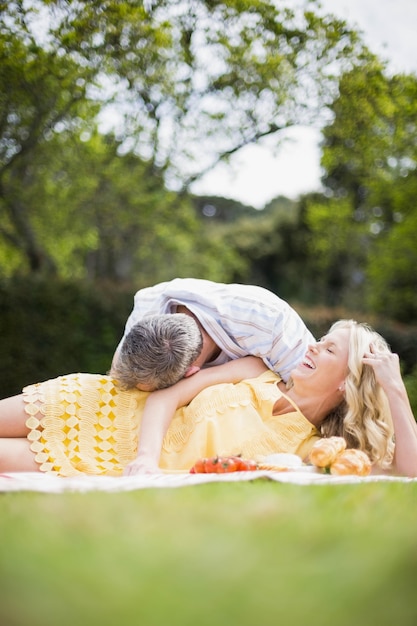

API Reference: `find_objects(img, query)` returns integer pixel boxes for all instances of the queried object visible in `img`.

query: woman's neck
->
[278,381,342,428]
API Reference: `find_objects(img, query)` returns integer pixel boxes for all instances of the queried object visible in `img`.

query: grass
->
[1,480,417,626]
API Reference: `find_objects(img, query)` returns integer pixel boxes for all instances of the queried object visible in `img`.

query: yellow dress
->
[23,371,320,476]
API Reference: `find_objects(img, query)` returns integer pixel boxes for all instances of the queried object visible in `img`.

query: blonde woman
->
[126,320,417,477]
[0,320,416,477]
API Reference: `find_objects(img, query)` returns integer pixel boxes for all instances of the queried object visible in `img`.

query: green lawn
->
[1,480,416,626]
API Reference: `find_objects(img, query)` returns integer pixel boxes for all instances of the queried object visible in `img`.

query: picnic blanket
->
[0,469,415,493]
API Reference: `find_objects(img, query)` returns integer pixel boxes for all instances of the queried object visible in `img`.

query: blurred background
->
[1,0,416,402]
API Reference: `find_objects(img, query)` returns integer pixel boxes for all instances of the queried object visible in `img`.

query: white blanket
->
[0,470,415,493]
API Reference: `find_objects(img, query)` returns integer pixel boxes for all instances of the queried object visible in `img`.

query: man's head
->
[110,313,203,391]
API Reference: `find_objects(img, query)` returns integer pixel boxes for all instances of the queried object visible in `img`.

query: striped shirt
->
[120,278,315,382]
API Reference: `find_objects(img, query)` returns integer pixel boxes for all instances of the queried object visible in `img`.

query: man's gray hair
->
[110,314,203,390]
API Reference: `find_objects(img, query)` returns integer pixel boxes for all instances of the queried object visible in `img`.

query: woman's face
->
[291,327,350,393]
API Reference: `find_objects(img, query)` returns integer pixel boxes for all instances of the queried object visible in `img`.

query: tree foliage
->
[210,195,308,297]
[301,63,417,319]
[0,0,372,279]
[0,127,241,282]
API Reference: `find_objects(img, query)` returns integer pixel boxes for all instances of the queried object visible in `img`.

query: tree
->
[0,0,372,279]
[0,9,97,272]
[367,212,417,322]
[210,194,307,297]
[321,64,417,226]
[99,0,370,188]
[0,128,242,283]
[302,194,367,306]
[317,64,417,319]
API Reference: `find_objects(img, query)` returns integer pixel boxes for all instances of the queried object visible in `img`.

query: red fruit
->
[204,456,220,473]
[222,457,239,472]
[237,458,258,471]
[214,457,239,473]
[190,455,258,474]
[190,458,208,473]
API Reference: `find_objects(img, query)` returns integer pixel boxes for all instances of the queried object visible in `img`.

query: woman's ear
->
[338,381,346,392]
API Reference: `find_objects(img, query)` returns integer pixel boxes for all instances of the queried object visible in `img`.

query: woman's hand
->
[364,344,417,477]
[123,456,161,476]
[362,347,403,392]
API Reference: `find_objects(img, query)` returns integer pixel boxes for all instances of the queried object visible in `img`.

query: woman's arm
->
[123,356,268,475]
[363,350,417,477]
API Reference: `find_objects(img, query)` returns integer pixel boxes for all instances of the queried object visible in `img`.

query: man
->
[111,278,315,390]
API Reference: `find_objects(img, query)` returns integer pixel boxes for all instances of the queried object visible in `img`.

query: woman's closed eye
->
[318,338,336,354]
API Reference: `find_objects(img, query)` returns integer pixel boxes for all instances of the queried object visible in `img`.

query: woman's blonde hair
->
[320,320,395,468]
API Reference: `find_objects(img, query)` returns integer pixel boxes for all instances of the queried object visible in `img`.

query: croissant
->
[330,449,372,477]
[309,436,347,468]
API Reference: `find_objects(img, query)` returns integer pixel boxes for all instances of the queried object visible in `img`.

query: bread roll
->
[330,449,372,477]
[309,436,347,468]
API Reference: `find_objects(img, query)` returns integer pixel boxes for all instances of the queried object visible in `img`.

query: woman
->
[0,320,416,477]
[126,319,417,477]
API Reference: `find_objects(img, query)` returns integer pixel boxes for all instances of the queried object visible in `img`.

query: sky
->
[191,0,417,208]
